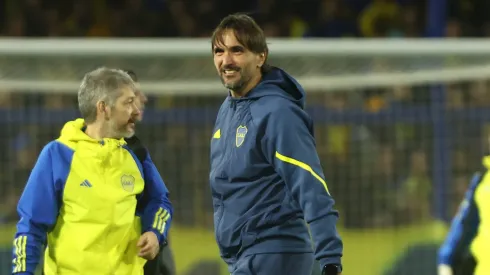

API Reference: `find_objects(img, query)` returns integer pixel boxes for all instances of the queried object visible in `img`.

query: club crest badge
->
[236,125,248,147]
[121,174,135,192]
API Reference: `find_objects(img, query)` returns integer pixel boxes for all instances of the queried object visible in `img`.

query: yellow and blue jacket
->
[438,156,490,275]
[12,119,173,275]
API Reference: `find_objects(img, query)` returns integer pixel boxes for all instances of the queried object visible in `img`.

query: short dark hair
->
[211,13,270,72]
[123,69,138,82]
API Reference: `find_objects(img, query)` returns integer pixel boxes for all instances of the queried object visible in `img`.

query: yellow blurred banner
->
[0,222,448,275]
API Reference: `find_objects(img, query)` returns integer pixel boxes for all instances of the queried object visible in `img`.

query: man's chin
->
[221,75,240,88]
[119,125,136,139]
[126,126,136,136]
[224,81,244,91]
[123,131,135,139]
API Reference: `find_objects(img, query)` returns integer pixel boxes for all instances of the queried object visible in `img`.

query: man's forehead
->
[118,86,136,98]
[213,30,244,49]
[133,82,141,90]
[132,82,142,94]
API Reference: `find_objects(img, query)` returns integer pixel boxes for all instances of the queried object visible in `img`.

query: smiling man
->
[209,14,343,275]
[12,67,171,275]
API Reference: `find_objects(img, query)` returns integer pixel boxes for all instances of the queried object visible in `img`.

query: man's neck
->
[84,122,108,140]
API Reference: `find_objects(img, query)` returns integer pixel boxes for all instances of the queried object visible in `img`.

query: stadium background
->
[0,0,487,274]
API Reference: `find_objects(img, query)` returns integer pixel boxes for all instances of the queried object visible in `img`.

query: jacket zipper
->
[216,99,238,247]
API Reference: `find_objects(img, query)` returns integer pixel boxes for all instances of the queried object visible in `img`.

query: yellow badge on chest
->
[121,174,135,192]
[236,125,248,147]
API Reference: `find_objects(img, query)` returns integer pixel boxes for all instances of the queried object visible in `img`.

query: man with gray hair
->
[77,67,140,139]
[12,67,173,275]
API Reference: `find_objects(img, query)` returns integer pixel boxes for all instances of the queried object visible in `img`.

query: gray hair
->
[78,67,136,123]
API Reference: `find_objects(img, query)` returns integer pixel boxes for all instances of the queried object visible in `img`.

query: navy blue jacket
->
[209,67,343,270]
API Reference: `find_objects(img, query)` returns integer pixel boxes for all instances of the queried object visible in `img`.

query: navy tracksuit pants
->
[231,253,314,275]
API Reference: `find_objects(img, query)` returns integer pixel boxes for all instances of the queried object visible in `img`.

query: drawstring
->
[230,99,239,111]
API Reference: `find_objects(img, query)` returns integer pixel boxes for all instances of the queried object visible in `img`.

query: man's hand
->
[137,231,160,260]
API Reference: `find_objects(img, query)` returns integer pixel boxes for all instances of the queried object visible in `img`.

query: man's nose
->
[222,52,234,66]
[133,106,144,121]
[132,103,141,115]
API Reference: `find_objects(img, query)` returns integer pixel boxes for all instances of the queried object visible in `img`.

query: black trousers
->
[144,244,176,275]
[453,254,476,275]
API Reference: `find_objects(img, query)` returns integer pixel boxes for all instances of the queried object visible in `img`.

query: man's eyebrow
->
[214,44,245,50]
[230,45,245,50]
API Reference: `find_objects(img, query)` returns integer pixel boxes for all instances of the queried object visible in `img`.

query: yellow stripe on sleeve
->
[158,212,171,234]
[152,208,171,235]
[275,151,330,195]
[22,236,26,272]
[152,208,163,229]
[156,209,167,232]
[13,236,27,273]
[12,238,19,273]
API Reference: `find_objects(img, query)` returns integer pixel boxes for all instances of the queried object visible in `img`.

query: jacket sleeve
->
[136,153,173,245]
[13,143,62,274]
[438,172,481,266]
[261,104,343,271]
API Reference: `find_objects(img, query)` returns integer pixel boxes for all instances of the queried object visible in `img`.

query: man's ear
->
[257,53,266,68]
[96,101,110,120]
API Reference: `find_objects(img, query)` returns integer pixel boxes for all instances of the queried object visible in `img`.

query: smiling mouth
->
[223,70,239,76]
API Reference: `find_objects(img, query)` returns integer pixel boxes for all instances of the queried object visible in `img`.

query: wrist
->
[322,264,341,275]
[146,229,164,244]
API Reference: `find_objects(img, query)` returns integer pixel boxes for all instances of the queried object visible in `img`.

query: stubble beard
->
[107,119,134,139]
[221,73,251,95]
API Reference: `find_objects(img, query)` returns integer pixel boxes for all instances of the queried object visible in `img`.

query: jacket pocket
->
[213,201,224,246]
[214,206,247,257]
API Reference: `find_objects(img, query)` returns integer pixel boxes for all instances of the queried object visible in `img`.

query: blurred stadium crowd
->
[1,0,490,37]
[1,0,490,235]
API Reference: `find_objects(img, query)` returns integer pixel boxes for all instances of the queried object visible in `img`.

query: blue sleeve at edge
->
[132,151,173,245]
[260,104,343,271]
[438,172,481,266]
[13,141,71,274]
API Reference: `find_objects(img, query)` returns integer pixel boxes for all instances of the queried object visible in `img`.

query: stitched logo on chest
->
[80,180,92,188]
[121,174,135,192]
[236,125,248,147]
